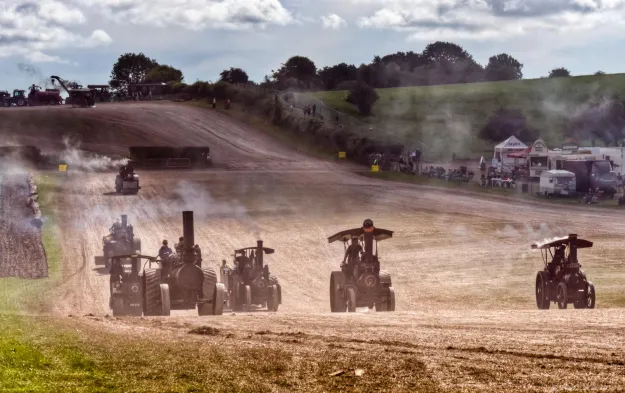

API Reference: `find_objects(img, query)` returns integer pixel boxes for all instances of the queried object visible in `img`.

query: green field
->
[311,73,625,159]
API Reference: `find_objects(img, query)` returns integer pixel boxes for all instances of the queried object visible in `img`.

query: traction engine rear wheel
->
[243,285,252,311]
[198,268,218,315]
[586,283,596,309]
[387,287,396,311]
[346,287,356,313]
[160,284,171,316]
[330,271,346,312]
[556,282,568,309]
[535,272,550,310]
[142,269,162,316]
[213,283,225,315]
[267,285,279,311]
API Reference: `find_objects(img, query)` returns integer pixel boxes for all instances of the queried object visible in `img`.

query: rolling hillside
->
[311,73,625,159]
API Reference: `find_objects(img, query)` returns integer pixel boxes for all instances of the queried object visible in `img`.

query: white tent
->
[493,136,528,168]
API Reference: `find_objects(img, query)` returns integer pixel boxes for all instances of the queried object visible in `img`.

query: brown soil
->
[2,102,625,391]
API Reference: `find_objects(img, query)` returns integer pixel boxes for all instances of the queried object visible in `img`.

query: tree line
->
[108,48,623,147]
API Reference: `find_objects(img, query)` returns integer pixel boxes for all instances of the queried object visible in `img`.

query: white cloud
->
[353,0,625,41]
[0,0,112,63]
[321,13,347,29]
[81,0,294,30]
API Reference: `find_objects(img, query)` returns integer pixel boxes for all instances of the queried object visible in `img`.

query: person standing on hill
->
[212,97,216,108]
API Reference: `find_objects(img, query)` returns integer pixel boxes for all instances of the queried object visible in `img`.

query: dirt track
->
[2,102,625,390]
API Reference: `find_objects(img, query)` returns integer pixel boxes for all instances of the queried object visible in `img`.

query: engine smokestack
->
[257,240,263,267]
[121,214,127,227]
[569,233,578,262]
[182,211,195,263]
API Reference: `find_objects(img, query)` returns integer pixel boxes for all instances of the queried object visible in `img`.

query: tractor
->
[99,214,141,269]
[533,234,596,309]
[0,91,9,107]
[115,164,140,194]
[26,84,62,105]
[219,240,281,311]
[6,90,27,107]
[328,219,395,312]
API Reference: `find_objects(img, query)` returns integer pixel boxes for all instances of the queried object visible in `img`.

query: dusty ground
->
[2,102,625,391]
[0,173,47,278]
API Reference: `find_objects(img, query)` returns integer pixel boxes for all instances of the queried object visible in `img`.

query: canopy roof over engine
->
[531,235,593,250]
[328,228,394,243]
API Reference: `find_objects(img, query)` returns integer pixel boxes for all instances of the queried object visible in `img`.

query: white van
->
[539,170,576,196]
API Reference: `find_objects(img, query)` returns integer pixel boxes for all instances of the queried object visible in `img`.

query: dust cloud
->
[59,136,128,172]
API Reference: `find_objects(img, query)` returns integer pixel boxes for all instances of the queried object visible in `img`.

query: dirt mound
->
[0,175,47,278]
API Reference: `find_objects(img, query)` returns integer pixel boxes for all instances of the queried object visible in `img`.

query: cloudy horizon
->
[2,0,624,89]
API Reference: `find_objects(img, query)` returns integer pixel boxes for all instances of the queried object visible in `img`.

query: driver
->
[109,218,121,235]
[125,164,134,179]
[548,244,566,274]
[342,236,362,266]
[158,240,172,259]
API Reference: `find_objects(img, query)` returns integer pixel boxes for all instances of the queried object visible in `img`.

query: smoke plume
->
[59,136,128,172]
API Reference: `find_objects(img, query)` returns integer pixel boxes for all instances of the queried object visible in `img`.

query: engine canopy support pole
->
[569,233,578,263]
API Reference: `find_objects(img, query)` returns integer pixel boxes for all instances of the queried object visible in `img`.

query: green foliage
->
[347,82,379,115]
[271,56,317,88]
[479,107,534,142]
[109,53,158,93]
[219,67,249,84]
[144,65,184,83]
[485,53,523,81]
[549,67,571,78]
[212,81,235,99]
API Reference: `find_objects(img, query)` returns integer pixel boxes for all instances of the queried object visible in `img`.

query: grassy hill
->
[310,73,625,160]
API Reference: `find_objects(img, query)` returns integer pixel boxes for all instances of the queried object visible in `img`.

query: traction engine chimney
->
[121,214,127,227]
[182,211,195,264]
[257,240,263,267]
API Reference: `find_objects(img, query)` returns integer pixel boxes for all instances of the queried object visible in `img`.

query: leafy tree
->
[109,53,159,93]
[485,53,523,81]
[479,107,534,142]
[272,56,317,87]
[595,70,606,75]
[220,67,249,84]
[144,65,184,83]
[421,42,484,84]
[548,67,571,78]
[422,41,473,65]
[346,82,379,115]
[318,63,357,90]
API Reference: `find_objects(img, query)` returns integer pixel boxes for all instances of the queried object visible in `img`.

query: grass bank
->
[0,315,439,392]
[311,73,625,158]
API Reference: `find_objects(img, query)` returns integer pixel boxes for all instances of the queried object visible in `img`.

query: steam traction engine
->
[220,241,281,311]
[142,211,225,316]
[328,219,396,312]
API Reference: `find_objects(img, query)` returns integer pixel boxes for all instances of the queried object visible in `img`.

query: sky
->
[2,0,625,90]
